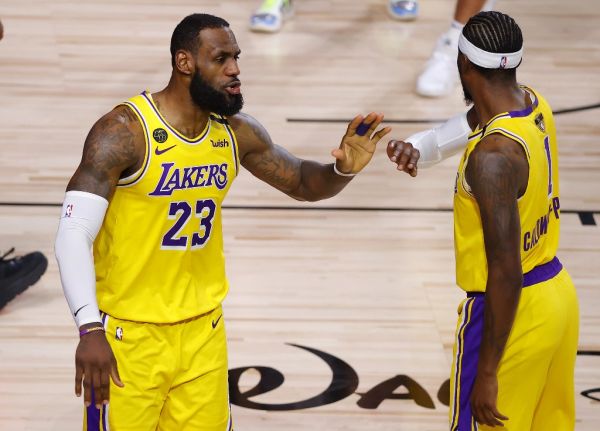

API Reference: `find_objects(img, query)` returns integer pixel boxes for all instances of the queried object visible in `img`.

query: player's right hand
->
[75,326,124,408]
[387,140,420,177]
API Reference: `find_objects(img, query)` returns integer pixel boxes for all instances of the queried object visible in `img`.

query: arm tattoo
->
[239,113,302,194]
[67,106,141,198]
[249,145,301,193]
[236,112,350,201]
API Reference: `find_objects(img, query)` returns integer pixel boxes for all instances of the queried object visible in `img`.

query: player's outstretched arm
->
[231,112,391,201]
[55,105,142,408]
[387,107,479,174]
[466,133,528,427]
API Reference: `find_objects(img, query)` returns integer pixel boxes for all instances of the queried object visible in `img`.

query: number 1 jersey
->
[94,92,239,323]
[453,86,561,293]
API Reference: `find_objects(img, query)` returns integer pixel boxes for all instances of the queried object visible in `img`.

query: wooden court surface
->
[0,0,599,429]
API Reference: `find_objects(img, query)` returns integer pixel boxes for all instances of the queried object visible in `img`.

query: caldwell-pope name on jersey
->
[149,162,229,196]
[523,197,561,252]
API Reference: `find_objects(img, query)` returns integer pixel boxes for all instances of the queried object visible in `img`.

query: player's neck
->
[152,82,211,139]
[472,82,526,127]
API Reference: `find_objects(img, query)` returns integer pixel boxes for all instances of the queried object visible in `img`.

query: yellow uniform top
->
[94,91,239,323]
[454,86,561,292]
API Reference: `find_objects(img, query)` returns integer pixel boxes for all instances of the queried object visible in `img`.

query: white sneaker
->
[249,0,294,33]
[416,33,460,97]
[388,1,419,21]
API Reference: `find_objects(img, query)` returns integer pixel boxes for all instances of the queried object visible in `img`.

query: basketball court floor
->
[0,1,598,429]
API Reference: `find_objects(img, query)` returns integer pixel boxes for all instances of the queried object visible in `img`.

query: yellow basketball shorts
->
[83,305,233,431]
[449,258,579,431]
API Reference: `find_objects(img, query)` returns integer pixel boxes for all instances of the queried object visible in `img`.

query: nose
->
[225,58,240,77]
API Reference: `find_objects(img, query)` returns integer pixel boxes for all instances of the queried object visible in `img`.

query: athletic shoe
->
[250,0,294,33]
[388,1,419,21]
[416,33,460,97]
[0,248,48,310]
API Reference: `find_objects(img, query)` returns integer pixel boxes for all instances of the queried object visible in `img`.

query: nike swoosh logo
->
[212,314,223,329]
[155,145,176,155]
[74,304,88,317]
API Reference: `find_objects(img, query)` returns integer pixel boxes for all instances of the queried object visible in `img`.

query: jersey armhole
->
[116,101,151,187]
[220,115,240,177]
[480,128,531,200]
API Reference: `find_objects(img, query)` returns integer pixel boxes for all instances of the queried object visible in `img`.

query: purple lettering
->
[552,197,560,219]
[539,214,549,236]
[180,167,196,189]
[165,169,181,191]
[149,163,229,196]
[205,164,220,187]
[216,163,228,190]
[523,231,531,251]
[194,166,209,187]
[149,162,175,196]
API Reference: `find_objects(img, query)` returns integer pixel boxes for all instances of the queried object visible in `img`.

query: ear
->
[174,50,194,76]
[457,52,474,75]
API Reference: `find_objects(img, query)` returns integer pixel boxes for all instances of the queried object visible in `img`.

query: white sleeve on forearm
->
[54,191,108,328]
[406,112,472,168]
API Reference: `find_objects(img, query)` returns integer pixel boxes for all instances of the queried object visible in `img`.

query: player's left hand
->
[331,113,391,174]
[470,372,508,427]
[387,140,420,177]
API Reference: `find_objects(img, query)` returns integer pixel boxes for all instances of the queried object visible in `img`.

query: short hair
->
[170,13,230,67]
[462,11,523,81]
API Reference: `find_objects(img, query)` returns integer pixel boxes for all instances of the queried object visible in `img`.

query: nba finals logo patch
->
[116,327,123,341]
[500,56,508,69]
[65,204,73,217]
[535,113,546,133]
[153,128,168,143]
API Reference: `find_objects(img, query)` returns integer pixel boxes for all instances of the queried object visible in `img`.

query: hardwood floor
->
[0,1,598,429]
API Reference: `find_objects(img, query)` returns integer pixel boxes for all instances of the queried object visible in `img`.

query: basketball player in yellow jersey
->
[54,13,392,430]
[388,11,578,431]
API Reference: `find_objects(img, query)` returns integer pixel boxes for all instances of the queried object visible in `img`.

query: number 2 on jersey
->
[161,199,216,250]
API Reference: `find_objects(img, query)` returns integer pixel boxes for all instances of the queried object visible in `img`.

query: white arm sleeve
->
[406,112,472,168]
[54,191,108,328]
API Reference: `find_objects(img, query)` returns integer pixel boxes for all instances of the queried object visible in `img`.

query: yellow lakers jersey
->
[94,91,239,323]
[454,86,561,292]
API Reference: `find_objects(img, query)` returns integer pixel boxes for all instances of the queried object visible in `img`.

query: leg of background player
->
[416,0,496,98]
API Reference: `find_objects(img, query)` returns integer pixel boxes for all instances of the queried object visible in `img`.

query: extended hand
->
[470,372,508,427]
[331,113,391,174]
[75,327,124,408]
[387,140,420,177]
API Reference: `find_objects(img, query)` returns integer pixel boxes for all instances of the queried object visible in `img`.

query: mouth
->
[224,81,241,95]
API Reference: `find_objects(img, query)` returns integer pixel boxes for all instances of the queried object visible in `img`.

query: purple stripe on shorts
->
[450,301,473,431]
[522,257,562,287]
[456,296,485,431]
[87,388,100,431]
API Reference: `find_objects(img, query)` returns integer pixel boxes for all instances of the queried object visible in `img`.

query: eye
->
[234,54,240,61]
[215,56,225,63]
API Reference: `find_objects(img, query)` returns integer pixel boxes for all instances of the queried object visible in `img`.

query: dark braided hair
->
[170,14,230,68]
[462,11,523,81]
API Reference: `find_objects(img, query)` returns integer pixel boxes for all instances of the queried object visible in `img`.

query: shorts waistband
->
[467,257,562,297]
[522,256,562,287]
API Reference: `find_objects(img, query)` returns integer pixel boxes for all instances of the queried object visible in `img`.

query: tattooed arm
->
[67,105,144,197]
[466,133,529,427]
[230,112,390,202]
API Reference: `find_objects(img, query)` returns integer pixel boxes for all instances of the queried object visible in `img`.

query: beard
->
[189,71,244,116]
